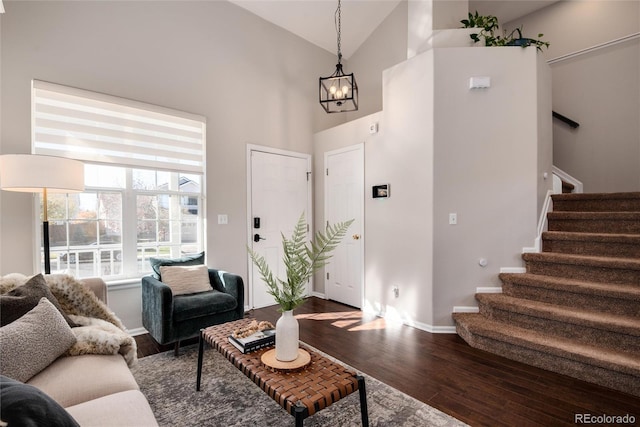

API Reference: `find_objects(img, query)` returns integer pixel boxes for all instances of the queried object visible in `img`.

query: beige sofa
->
[5,277,158,427]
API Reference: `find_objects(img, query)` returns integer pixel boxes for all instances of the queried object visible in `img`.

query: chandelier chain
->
[335,0,342,63]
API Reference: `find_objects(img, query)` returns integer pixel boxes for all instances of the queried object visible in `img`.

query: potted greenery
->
[461,11,550,51]
[248,213,353,361]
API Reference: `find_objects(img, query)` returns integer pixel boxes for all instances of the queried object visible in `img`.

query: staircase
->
[453,192,640,397]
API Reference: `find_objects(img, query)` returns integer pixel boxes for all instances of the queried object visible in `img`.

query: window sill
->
[106,277,143,290]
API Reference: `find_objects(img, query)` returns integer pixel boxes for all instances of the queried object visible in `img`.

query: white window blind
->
[32,80,206,174]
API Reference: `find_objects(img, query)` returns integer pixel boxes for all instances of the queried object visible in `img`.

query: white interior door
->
[248,147,311,309]
[325,143,364,308]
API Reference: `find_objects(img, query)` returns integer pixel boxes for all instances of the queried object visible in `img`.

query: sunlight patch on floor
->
[295,310,388,331]
[348,317,388,331]
[296,311,362,321]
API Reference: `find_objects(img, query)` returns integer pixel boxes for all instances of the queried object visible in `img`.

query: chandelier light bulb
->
[342,85,349,96]
[329,86,337,94]
[336,89,343,98]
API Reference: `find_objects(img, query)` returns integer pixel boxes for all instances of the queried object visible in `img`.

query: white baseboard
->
[453,306,479,313]
[405,318,457,334]
[500,267,527,274]
[362,305,457,334]
[310,291,326,299]
[476,287,502,293]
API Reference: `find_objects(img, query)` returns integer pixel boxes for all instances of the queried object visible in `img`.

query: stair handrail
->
[552,111,579,128]
[552,166,583,194]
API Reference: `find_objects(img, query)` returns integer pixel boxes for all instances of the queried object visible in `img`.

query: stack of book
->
[228,329,275,354]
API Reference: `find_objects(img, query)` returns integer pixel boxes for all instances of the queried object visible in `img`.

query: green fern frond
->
[248,212,353,312]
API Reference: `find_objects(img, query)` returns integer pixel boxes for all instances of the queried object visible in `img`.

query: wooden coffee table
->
[196,318,369,427]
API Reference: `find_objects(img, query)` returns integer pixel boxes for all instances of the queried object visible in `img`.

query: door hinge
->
[306,171,311,181]
[326,168,329,176]
[307,224,309,232]
[326,272,329,280]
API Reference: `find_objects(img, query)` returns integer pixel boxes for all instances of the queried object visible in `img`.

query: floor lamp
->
[0,154,85,274]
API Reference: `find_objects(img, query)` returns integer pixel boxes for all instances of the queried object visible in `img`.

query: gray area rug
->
[131,343,467,427]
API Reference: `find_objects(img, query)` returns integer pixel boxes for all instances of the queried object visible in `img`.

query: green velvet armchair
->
[142,269,244,355]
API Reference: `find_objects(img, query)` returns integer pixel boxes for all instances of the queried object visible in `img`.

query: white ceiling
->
[229,0,557,59]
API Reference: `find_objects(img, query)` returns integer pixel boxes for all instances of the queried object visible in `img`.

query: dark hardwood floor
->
[135,297,640,426]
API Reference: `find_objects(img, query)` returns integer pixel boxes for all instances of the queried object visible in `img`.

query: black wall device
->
[372,184,390,198]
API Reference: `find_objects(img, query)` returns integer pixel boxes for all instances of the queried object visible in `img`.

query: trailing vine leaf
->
[460,11,549,51]
[248,212,354,312]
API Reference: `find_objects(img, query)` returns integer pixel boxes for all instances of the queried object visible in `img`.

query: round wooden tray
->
[261,348,311,372]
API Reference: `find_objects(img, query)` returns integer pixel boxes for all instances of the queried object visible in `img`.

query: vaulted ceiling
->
[229,0,557,59]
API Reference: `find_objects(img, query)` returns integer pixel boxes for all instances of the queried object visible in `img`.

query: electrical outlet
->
[392,286,399,298]
[449,213,457,225]
[218,214,228,225]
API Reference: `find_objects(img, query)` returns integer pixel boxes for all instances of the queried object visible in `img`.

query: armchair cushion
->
[173,290,237,322]
[142,268,244,346]
[149,252,205,280]
[159,265,212,295]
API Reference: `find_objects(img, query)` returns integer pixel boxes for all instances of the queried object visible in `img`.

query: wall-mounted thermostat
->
[372,184,390,198]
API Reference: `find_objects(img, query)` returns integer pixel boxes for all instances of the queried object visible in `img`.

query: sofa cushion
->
[0,298,77,383]
[173,290,238,322]
[1,273,77,327]
[66,390,158,426]
[149,251,205,280]
[27,354,139,408]
[0,375,80,427]
[159,264,212,295]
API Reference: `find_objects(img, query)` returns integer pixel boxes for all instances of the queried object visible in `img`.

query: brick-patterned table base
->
[196,318,369,427]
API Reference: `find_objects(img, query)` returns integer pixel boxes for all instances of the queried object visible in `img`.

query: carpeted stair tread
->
[475,293,640,337]
[499,272,640,303]
[542,231,640,244]
[547,211,640,221]
[552,192,640,212]
[522,252,640,271]
[541,231,640,257]
[552,192,640,202]
[453,313,640,376]
[455,192,640,396]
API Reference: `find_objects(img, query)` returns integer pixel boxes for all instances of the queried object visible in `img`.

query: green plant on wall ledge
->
[461,11,550,51]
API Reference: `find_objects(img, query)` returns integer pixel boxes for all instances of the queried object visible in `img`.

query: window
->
[32,81,206,280]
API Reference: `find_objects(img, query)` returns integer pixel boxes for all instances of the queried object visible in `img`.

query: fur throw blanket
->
[0,273,137,367]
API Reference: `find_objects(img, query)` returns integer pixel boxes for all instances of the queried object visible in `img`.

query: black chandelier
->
[319,0,358,113]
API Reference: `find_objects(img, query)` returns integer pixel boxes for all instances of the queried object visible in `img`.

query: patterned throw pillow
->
[0,298,77,383]
[159,264,212,295]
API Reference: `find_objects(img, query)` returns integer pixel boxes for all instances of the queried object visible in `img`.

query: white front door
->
[325,143,364,308]
[248,147,311,309]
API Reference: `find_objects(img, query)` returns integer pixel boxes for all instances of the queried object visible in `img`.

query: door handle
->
[254,233,266,243]
[352,234,361,240]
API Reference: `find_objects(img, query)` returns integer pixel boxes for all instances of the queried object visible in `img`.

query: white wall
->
[344,0,408,122]
[507,1,640,192]
[314,47,552,329]
[431,47,551,326]
[0,1,343,330]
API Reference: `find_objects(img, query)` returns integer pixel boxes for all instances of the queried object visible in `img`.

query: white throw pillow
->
[0,298,77,383]
[159,265,212,295]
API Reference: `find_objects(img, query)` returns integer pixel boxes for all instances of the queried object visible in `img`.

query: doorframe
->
[246,144,313,309]
[323,142,365,308]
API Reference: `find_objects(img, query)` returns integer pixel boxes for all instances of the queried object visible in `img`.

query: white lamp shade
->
[0,154,85,193]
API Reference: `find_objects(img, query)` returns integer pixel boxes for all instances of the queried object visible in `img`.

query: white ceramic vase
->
[275,309,299,362]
